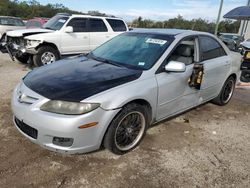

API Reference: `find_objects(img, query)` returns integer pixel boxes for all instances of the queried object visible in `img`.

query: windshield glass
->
[90,32,174,70]
[0,18,24,26]
[43,15,69,30]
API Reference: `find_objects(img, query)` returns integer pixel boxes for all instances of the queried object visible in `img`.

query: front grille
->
[7,36,24,46]
[14,117,38,139]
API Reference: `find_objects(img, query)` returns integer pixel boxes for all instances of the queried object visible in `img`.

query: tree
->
[0,0,110,19]
[132,16,239,33]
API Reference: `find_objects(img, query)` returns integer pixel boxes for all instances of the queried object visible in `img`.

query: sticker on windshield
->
[138,62,145,66]
[146,38,167,45]
[58,19,66,23]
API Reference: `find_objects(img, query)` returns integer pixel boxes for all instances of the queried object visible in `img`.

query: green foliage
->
[132,16,240,33]
[0,0,109,19]
[0,0,240,33]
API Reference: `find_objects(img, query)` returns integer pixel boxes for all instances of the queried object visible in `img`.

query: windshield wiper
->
[89,52,123,67]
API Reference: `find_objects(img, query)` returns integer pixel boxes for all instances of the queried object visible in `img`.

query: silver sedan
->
[12,29,241,155]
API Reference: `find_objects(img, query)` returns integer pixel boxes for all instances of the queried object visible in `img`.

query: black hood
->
[23,56,142,102]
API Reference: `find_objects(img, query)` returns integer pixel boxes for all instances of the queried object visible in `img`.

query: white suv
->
[4,13,128,66]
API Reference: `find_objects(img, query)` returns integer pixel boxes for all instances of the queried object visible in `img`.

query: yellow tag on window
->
[246,51,250,59]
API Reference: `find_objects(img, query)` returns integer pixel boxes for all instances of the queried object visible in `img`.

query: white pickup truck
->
[3,13,128,66]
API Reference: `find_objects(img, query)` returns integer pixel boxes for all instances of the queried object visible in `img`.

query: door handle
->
[83,36,88,39]
[106,36,110,38]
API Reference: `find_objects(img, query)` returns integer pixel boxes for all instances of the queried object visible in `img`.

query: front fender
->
[84,76,158,120]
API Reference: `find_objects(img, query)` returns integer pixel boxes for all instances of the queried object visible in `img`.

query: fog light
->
[52,137,74,147]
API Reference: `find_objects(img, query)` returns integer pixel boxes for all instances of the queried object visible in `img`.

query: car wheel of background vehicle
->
[212,76,236,106]
[33,46,59,67]
[15,54,30,64]
[103,103,149,155]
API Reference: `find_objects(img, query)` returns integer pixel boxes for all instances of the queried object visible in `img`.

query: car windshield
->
[26,21,42,28]
[43,15,69,30]
[89,32,174,70]
[222,35,239,40]
[0,18,24,26]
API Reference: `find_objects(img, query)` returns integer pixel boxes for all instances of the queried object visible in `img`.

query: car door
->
[88,18,111,50]
[156,36,200,121]
[198,35,230,101]
[60,17,90,54]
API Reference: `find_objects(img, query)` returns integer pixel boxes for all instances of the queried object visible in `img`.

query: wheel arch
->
[123,99,153,123]
[36,42,61,58]
[229,73,237,81]
[100,98,153,150]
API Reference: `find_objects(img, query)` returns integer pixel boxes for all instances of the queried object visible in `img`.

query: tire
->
[103,103,149,155]
[15,54,30,64]
[212,76,236,106]
[33,45,59,67]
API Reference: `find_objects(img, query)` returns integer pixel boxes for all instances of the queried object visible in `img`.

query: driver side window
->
[168,37,197,65]
[67,18,88,32]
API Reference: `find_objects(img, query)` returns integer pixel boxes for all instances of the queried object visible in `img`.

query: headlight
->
[26,40,41,48]
[245,51,250,59]
[40,100,100,115]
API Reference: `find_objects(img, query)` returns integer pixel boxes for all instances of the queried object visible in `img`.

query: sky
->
[34,0,247,21]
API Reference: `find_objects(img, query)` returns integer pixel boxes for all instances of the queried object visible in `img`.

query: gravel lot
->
[0,54,249,188]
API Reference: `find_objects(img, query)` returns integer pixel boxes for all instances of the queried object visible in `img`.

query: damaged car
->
[0,16,25,42]
[0,16,26,61]
[12,29,241,155]
[1,13,128,66]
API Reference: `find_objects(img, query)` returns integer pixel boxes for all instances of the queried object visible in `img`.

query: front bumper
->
[26,47,38,55]
[0,42,26,61]
[11,83,120,154]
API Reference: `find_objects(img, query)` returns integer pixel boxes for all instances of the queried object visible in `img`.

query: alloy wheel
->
[114,111,146,151]
[222,79,235,103]
[41,52,56,65]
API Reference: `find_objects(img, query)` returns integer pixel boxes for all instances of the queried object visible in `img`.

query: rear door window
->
[89,18,108,32]
[67,18,88,32]
[106,19,127,32]
[200,36,226,61]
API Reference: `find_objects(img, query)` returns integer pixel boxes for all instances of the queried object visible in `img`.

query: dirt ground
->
[0,54,249,188]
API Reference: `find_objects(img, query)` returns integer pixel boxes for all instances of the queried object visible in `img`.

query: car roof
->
[72,14,122,20]
[220,33,239,35]
[129,28,193,36]
[0,16,22,20]
[56,13,122,20]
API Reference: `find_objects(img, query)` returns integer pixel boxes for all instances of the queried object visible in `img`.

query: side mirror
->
[165,61,186,72]
[65,26,73,33]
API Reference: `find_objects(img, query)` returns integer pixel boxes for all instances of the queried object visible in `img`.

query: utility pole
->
[215,0,224,35]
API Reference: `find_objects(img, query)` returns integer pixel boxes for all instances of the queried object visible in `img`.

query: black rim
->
[115,111,145,151]
[222,79,234,103]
